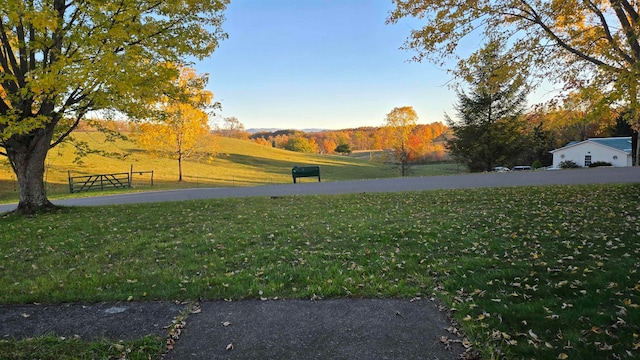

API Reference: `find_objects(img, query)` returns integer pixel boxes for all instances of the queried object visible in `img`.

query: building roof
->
[589,137,633,152]
[551,137,632,154]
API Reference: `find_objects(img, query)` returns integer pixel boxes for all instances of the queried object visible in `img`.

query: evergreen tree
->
[334,143,352,154]
[446,41,528,172]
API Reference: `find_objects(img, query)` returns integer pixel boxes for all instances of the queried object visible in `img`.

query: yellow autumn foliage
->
[135,67,216,181]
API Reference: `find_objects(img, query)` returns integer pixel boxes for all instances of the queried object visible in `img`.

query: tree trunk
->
[633,130,638,166]
[6,128,56,215]
[631,82,639,166]
[178,153,183,182]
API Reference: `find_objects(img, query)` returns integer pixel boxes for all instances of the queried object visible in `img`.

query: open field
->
[1,183,639,359]
[0,132,462,203]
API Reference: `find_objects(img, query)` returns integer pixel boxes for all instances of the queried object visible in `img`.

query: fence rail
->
[68,171,130,193]
[67,166,154,194]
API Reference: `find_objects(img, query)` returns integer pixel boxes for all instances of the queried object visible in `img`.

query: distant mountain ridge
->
[247,128,329,134]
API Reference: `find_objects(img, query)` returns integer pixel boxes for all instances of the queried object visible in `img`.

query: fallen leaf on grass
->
[528,329,539,341]
[555,280,568,288]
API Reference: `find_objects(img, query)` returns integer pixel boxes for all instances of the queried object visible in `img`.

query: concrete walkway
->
[0,299,467,359]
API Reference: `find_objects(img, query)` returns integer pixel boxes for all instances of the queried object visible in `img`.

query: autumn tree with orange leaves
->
[384,106,419,176]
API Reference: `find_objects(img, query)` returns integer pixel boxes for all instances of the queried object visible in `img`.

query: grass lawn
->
[1,184,639,359]
[0,336,163,360]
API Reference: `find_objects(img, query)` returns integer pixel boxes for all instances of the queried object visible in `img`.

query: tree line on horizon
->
[212,97,632,170]
[245,122,450,162]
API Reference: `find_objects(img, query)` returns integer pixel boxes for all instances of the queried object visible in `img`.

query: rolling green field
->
[0,131,461,203]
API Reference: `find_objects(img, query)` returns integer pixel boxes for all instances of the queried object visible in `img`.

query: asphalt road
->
[2,167,640,213]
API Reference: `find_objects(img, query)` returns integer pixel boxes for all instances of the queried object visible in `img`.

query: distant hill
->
[247,128,329,134]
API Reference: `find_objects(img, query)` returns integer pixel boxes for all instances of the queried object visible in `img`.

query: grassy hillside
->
[0,131,461,203]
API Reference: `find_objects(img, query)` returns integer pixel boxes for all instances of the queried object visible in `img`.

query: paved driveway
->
[2,167,640,213]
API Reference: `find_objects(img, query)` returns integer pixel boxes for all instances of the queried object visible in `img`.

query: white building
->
[550,137,632,168]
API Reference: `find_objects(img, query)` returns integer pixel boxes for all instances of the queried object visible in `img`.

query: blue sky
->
[195,0,455,130]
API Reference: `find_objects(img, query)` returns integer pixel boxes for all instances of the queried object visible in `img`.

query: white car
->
[493,166,510,172]
[512,165,532,171]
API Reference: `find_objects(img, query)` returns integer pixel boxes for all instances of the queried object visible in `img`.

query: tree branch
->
[0,18,20,94]
[0,96,9,112]
[4,30,24,89]
[28,22,36,72]
[16,21,28,85]
[514,0,620,72]
[49,110,86,149]
[610,0,640,61]
[619,0,639,27]
[584,0,634,65]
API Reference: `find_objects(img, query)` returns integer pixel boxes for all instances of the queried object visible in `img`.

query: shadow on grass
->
[0,179,143,204]
[216,153,394,182]
[0,179,18,203]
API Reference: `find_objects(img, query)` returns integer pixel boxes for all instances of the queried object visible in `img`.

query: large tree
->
[0,0,228,214]
[388,0,640,166]
[446,41,529,172]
